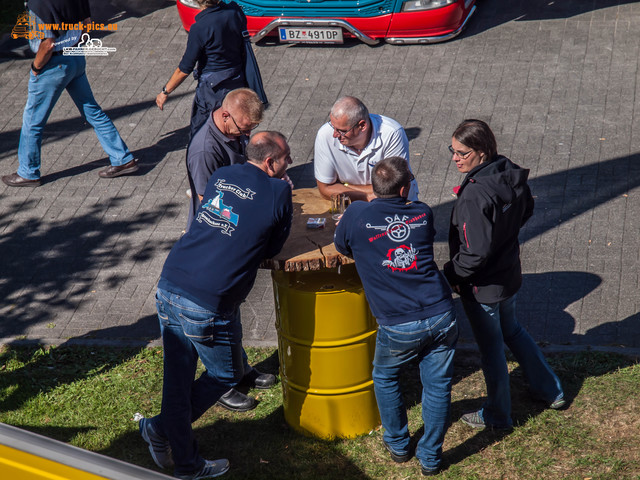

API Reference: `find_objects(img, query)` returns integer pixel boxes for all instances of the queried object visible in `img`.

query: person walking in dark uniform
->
[156,0,247,139]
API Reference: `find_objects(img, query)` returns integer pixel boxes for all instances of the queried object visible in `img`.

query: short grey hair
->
[330,96,369,125]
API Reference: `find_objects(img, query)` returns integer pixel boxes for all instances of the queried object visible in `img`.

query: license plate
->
[278,27,343,44]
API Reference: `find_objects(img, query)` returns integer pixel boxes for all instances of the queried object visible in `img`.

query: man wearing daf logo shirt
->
[334,157,457,476]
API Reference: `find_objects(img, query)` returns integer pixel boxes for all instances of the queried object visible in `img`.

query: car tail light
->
[179,0,200,8]
[401,0,457,12]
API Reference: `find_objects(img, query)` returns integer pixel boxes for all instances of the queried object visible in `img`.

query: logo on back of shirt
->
[214,179,256,200]
[197,191,239,235]
[382,244,418,272]
[366,213,428,243]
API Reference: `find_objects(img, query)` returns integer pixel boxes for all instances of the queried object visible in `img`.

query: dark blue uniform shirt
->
[178,2,246,80]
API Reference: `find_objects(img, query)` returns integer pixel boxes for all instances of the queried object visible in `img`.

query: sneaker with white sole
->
[139,417,174,469]
[175,459,230,479]
[549,395,567,410]
[460,410,512,430]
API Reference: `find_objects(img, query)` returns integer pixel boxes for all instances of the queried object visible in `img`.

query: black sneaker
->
[421,459,448,476]
[139,417,173,469]
[421,464,441,476]
[549,395,567,410]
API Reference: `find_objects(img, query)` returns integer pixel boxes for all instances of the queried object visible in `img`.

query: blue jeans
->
[150,288,244,476]
[462,294,564,428]
[372,310,458,472]
[17,55,133,180]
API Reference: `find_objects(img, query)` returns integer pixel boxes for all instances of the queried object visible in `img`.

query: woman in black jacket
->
[444,119,565,430]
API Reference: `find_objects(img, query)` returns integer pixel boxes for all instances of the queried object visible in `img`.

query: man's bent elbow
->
[316,180,332,199]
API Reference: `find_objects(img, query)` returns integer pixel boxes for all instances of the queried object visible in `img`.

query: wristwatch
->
[162,85,170,95]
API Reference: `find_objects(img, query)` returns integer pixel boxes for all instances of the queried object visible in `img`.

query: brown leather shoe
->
[2,173,41,187]
[98,159,139,178]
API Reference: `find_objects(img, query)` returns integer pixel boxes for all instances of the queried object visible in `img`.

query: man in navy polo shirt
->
[186,88,263,228]
[139,131,292,480]
[334,157,458,476]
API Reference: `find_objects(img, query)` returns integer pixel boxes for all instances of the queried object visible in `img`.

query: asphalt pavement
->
[0,0,638,354]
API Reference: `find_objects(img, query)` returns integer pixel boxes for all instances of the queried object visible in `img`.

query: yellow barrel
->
[272,265,381,439]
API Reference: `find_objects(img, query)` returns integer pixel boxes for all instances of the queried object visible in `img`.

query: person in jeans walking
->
[2,0,137,187]
[334,156,458,476]
[443,119,565,431]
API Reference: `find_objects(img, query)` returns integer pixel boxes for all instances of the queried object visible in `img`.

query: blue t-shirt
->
[334,197,453,326]
[186,112,248,228]
[160,162,292,311]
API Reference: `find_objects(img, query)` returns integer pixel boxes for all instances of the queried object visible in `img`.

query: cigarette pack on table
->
[306,218,326,229]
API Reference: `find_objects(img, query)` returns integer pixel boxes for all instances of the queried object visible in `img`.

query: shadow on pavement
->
[460,0,638,42]
[0,94,191,171]
[0,198,178,337]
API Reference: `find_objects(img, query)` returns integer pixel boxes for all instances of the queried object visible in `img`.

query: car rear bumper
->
[385,4,476,44]
[253,17,381,45]
[176,0,476,45]
[250,2,474,45]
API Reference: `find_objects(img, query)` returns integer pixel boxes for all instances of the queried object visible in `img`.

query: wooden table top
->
[261,188,354,272]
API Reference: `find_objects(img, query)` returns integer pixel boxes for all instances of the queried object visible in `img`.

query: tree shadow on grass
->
[98,407,373,480]
[0,345,142,417]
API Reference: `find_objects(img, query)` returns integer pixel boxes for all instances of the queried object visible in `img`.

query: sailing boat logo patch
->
[197,191,239,235]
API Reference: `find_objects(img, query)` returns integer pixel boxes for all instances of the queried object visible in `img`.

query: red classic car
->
[176,0,476,45]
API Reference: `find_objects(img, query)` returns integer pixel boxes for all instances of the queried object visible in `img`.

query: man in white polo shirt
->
[314,96,419,202]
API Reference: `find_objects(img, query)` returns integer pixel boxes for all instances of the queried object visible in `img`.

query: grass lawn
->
[0,345,638,479]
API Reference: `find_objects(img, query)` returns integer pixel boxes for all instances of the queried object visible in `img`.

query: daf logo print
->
[382,244,418,272]
[366,213,428,243]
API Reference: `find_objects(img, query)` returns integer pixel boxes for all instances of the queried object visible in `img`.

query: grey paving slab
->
[0,0,639,353]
